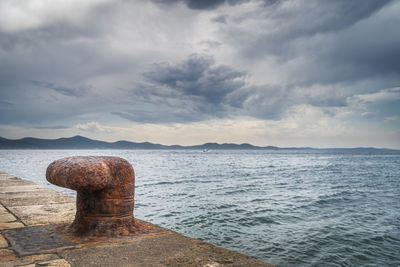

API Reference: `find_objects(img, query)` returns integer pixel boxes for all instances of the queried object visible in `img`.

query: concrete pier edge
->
[0,171,276,267]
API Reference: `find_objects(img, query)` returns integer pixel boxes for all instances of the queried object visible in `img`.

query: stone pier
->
[0,171,276,267]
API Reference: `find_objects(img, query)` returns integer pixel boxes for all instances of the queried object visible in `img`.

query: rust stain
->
[46,156,137,237]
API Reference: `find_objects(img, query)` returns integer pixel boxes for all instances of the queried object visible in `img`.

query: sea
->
[1,149,399,267]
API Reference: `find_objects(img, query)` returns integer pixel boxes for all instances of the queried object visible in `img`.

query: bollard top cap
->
[46,156,133,191]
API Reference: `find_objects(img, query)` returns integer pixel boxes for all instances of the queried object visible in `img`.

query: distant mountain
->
[0,136,167,149]
[0,136,398,151]
[0,136,271,150]
[0,135,109,149]
[184,142,278,150]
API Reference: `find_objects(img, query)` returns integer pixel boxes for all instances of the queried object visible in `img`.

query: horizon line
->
[1,135,399,151]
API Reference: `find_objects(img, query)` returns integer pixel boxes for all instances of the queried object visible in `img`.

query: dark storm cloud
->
[238,0,393,59]
[0,100,14,106]
[223,0,400,103]
[110,55,249,123]
[138,53,378,123]
[297,0,392,34]
[152,0,248,10]
[30,81,85,97]
[226,84,291,119]
[153,0,283,10]
[289,1,400,88]
[0,78,104,125]
[143,54,246,105]
[311,26,400,85]
[123,54,296,122]
[212,15,227,24]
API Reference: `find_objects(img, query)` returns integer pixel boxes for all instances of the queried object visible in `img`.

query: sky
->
[0,0,399,148]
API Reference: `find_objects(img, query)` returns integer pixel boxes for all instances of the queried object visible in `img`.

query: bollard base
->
[68,216,137,237]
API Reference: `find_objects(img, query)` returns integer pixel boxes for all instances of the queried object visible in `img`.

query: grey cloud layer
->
[0,0,399,127]
[121,55,332,122]
[30,81,86,97]
[223,0,397,78]
[143,55,245,104]
[112,55,247,123]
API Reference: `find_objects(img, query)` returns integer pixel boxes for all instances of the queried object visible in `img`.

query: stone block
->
[8,203,75,226]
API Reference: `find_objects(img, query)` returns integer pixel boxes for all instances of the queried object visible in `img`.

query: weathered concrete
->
[0,177,36,187]
[0,173,75,227]
[0,172,276,267]
[0,234,8,248]
[0,250,60,267]
[0,213,16,224]
[0,185,45,193]
[8,203,75,226]
[26,259,71,267]
[0,191,75,207]
[59,231,272,267]
[0,204,24,230]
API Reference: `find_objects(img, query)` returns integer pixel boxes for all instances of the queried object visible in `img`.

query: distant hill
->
[0,136,398,151]
[0,136,169,149]
[0,136,275,150]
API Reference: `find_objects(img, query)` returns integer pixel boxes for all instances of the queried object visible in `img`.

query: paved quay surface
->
[0,172,276,267]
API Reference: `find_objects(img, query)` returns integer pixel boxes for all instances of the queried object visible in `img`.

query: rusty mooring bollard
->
[46,156,135,236]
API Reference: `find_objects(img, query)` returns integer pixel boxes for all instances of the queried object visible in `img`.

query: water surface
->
[1,149,399,266]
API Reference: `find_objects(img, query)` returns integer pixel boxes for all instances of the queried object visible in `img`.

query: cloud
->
[105,54,250,123]
[212,15,228,24]
[151,0,283,10]
[112,107,212,123]
[216,0,399,89]
[361,112,373,118]
[33,125,69,130]
[0,100,14,106]
[152,0,248,10]
[131,54,298,122]
[225,0,393,57]
[139,54,353,122]
[302,4,400,86]
[75,121,111,133]
[30,80,85,97]
[143,54,246,104]
[384,116,398,123]
[226,84,291,119]
[350,87,400,106]
[0,0,114,32]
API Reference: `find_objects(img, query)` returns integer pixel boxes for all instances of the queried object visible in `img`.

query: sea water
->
[0,149,399,266]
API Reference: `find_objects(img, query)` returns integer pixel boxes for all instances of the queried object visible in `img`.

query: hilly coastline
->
[0,135,276,150]
[0,136,397,152]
